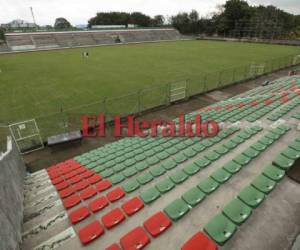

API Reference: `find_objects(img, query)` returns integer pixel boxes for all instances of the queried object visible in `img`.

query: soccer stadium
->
[1,1,300,250]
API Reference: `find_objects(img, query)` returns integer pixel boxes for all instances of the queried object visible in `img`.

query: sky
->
[0,0,299,26]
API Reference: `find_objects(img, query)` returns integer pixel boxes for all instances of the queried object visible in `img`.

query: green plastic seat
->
[204,214,237,245]
[175,142,188,150]
[170,170,189,184]
[135,161,150,172]
[194,158,211,168]
[211,168,232,184]
[137,172,154,185]
[198,177,220,194]
[150,166,166,177]
[258,137,273,146]
[238,186,265,208]
[94,166,105,173]
[205,151,221,161]
[135,154,147,162]
[282,147,300,160]
[223,161,242,174]
[174,153,187,164]
[162,159,177,170]
[123,167,138,178]
[101,168,114,178]
[192,143,206,153]
[251,142,267,152]
[224,141,238,150]
[183,163,200,176]
[271,128,286,136]
[113,163,127,173]
[214,145,229,155]
[140,187,161,204]
[265,132,280,140]
[166,147,179,155]
[223,198,252,225]
[251,175,276,194]
[156,151,169,160]
[231,136,245,144]
[289,141,300,151]
[182,187,206,207]
[147,156,160,166]
[155,178,176,193]
[243,148,259,159]
[110,173,125,185]
[202,140,214,148]
[233,154,251,166]
[164,198,190,221]
[262,165,285,182]
[277,124,291,132]
[122,179,140,193]
[272,154,294,170]
[145,149,156,157]
[183,148,197,158]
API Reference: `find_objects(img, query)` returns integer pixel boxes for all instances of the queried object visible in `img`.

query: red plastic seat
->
[68,175,82,185]
[120,226,150,250]
[76,167,88,175]
[80,186,97,200]
[63,194,81,209]
[87,174,102,185]
[64,171,78,180]
[49,171,60,180]
[122,197,144,216]
[55,181,69,191]
[73,180,90,192]
[89,196,109,213]
[82,170,95,179]
[59,186,76,199]
[106,244,121,250]
[69,206,90,224]
[102,208,126,229]
[143,211,172,237]
[107,187,125,202]
[52,176,64,185]
[181,232,218,250]
[78,220,104,245]
[96,179,112,192]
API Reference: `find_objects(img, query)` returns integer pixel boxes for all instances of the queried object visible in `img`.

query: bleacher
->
[4,28,182,52]
[21,75,300,250]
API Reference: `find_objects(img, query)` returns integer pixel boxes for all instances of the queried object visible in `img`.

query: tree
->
[54,18,72,30]
[0,28,5,42]
[130,12,151,27]
[152,15,165,26]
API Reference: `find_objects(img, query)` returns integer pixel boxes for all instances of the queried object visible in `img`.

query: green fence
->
[12,53,300,141]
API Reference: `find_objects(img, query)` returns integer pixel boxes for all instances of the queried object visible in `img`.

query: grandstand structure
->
[2,28,182,52]
[5,74,298,250]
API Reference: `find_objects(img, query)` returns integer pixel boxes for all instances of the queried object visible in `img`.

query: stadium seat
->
[89,196,109,213]
[181,232,218,250]
[78,220,104,245]
[170,170,189,184]
[251,175,276,194]
[223,161,242,174]
[140,187,161,204]
[110,174,125,185]
[251,142,267,152]
[137,172,154,185]
[150,166,166,177]
[204,214,237,245]
[238,186,265,208]
[80,186,97,200]
[96,179,112,192]
[205,151,221,162]
[56,181,69,191]
[106,244,121,250]
[143,211,172,237]
[222,198,252,225]
[289,141,300,151]
[107,187,126,202]
[73,180,89,192]
[194,158,211,168]
[214,145,229,155]
[243,147,260,159]
[155,178,176,193]
[183,163,200,176]
[174,153,188,163]
[81,170,95,179]
[182,187,206,207]
[69,206,90,224]
[211,168,232,184]
[164,198,190,221]
[63,194,81,209]
[162,159,177,170]
[272,154,294,170]
[198,177,220,194]
[262,165,285,182]
[59,186,76,199]
[282,147,300,160]
[122,197,144,216]
[233,154,251,166]
[123,179,140,193]
[223,141,238,150]
[120,227,150,250]
[102,208,126,229]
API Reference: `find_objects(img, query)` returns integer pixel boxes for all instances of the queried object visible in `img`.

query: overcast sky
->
[0,0,299,26]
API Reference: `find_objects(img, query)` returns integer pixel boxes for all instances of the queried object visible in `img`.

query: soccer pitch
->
[0,40,299,138]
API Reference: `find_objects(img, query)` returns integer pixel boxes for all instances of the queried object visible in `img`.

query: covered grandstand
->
[4,74,298,250]
[3,28,182,52]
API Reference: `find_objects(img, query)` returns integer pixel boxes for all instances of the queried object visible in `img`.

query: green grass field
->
[0,40,299,138]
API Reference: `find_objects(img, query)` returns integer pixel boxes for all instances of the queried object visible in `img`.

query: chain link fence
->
[7,53,300,142]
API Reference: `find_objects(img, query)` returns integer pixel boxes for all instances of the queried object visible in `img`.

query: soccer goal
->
[9,119,44,154]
